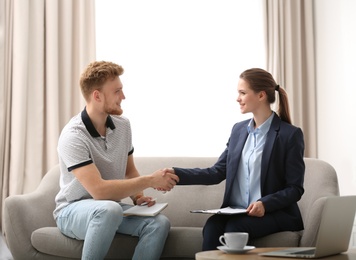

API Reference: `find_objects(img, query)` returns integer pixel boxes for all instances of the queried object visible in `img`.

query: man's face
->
[101,77,125,115]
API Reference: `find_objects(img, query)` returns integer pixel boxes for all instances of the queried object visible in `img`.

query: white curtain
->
[263,0,317,158]
[0,0,95,230]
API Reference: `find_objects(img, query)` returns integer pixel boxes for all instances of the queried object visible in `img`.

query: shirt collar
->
[81,107,116,137]
[247,112,274,135]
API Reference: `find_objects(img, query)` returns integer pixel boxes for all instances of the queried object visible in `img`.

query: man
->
[54,61,179,260]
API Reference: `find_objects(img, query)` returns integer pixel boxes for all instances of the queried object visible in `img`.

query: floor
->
[0,232,13,260]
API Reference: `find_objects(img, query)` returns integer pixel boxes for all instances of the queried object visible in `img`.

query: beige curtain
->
[0,0,95,230]
[263,0,317,158]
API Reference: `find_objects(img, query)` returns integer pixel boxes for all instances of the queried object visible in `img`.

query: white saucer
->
[217,245,255,254]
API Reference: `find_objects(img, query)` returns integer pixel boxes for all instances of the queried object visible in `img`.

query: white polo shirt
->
[53,108,134,219]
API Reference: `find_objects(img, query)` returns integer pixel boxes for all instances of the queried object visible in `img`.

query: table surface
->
[195,247,356,260]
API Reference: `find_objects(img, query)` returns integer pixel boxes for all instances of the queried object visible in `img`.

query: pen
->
[139,198,157,206]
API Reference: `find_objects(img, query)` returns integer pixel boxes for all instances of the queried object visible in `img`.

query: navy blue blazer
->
[174,113,305,231]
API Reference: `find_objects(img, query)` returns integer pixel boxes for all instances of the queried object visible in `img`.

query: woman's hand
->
[246,201,265,217]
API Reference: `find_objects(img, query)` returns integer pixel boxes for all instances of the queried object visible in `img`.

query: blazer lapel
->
[223,123,248,207]
[260,113,281,189]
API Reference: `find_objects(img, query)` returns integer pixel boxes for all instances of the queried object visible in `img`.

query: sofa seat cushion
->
[31,227,137,259]
[249,231,301,247]
[32,226,203,259]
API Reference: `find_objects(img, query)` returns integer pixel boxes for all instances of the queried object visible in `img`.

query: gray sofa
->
[4,157,339,259]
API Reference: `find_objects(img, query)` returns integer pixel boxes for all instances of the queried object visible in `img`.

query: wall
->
[95,0,265,157]
[314,0,356,196]
[314,0,356,247]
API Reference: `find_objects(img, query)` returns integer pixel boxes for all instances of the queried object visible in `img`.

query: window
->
[96,0,265,156]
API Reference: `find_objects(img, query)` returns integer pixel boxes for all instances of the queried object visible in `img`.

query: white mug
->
[219,232,248,249]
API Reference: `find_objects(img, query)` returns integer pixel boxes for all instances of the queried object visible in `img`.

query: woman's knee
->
[203,215,225,234]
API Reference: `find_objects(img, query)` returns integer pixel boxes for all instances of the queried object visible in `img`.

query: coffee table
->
[195,247,356,260]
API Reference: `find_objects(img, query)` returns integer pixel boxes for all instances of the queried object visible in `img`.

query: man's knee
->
[93,201,123,225]
[143,214,171,236]
[155,214,171,230]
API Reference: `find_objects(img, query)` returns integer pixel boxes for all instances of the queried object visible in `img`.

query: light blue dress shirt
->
[229,113,274,208]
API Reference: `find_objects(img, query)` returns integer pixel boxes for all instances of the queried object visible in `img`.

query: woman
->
[166,68,305,250]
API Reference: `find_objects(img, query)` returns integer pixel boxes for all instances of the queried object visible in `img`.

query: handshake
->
[150,168,178,192]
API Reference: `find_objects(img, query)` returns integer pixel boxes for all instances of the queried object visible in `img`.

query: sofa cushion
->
[31,227,83,258]
[250,231,301,247]
[31,227,137,259]
[32,226,203,259]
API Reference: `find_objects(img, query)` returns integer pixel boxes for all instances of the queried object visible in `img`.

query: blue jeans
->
[56,199,170,260]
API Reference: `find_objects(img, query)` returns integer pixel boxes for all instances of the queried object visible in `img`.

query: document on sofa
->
[123,203,168,216]
[190,207,247,215]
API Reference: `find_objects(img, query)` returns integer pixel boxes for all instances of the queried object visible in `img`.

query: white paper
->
[190,207,247,215]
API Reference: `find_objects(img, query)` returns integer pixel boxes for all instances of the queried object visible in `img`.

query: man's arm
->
[72,155,178,201]
[125,155,151,205]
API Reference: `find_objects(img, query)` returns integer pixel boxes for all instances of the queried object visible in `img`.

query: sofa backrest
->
[131,157,223,227]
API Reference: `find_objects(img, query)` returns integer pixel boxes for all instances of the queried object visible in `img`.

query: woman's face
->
[236,78,262,114]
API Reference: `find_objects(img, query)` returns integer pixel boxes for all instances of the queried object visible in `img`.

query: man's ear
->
[92,89,102,102]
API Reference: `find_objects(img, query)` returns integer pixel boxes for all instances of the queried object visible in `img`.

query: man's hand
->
[155,168,178,192]
[150,169,179,191]
[246,201,265,217]
[163,168,175,175]
[135,196,156,207]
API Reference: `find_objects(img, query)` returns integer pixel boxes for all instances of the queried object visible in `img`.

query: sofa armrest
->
[4,165,60,259]
[299,196,328,247]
